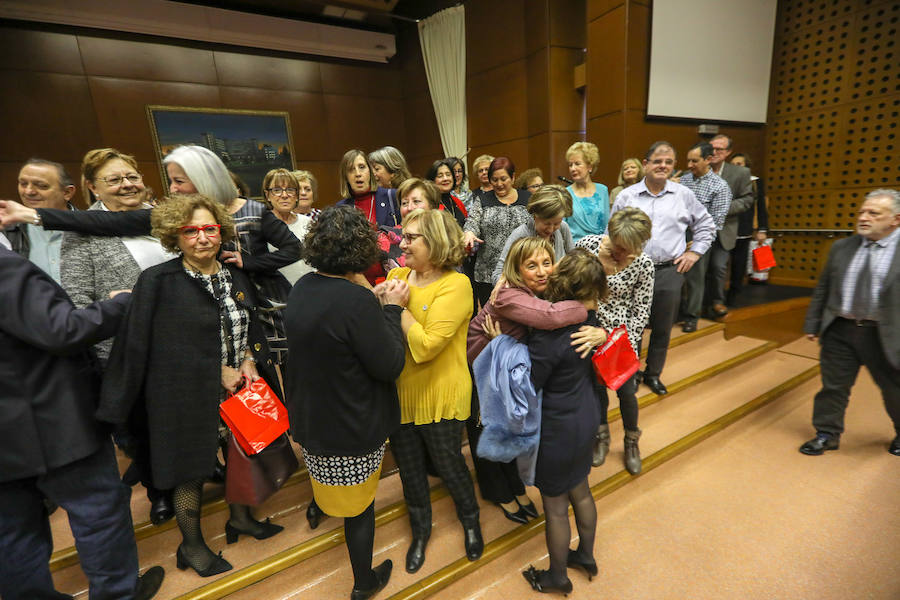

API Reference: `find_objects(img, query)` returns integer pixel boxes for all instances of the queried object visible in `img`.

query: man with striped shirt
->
[679,141,733,332]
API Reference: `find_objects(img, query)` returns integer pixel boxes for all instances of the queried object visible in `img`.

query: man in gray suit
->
[801,189,900,456]
[707,135,754,317]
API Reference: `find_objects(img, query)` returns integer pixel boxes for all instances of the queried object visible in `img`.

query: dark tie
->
[850,242,874,320]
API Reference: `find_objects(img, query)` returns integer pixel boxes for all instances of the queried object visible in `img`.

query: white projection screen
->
[647,0,778,124]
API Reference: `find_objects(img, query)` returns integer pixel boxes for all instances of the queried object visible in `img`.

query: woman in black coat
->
[99,194,283,578]
[285,205,406,599]
[523,248,608,596]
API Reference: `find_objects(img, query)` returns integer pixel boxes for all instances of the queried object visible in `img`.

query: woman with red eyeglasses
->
[99,194,284,578]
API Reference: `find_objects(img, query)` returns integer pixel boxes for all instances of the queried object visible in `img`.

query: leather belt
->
[654,260,675,270]
[837,317,878,327]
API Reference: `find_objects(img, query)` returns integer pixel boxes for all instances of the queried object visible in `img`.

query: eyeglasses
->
[711,147,729,154]
[401,232,425,244]
[527,183,544,191]
[267,187,298,196]
[179,224,221,238]
[99,173,143,187]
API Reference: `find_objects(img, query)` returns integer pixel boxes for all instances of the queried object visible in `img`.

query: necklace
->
[183,257,221,276]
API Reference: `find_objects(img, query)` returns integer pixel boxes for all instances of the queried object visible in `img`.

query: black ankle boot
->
[405,536,429,573]
[306,500,325,530]
[463,522,483,561]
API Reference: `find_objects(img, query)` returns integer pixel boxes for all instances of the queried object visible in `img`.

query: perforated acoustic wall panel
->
[765,0,899,286]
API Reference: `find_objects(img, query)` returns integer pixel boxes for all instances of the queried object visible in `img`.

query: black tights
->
[345,502,377,590]
[540,478,596,585]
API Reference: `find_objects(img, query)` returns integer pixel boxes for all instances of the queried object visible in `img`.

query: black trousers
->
[390,419,479,535]
[812,318,900,438]
[645,264,684,377]
[598,373,639,431]
[466,386,526,504]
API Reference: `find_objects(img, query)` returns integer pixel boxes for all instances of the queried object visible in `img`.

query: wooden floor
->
[48,316,900,600]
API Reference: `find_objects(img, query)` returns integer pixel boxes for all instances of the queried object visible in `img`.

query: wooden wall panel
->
[213,51,322,92]
[526,49,550,137]
[0,27,83,73]
[465,0,527,77]
[466,60,529,149]
[87,77,222,159]
[586,9,625,119]
[765,0,900,287]
[77,36,218,84]
[588,0,624,23]
[549,47,585,133]
[0,72,103,163]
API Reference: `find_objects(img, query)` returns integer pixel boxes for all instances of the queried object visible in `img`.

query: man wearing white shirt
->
[611,141,716,395]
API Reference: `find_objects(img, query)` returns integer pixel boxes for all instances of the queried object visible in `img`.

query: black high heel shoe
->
[224,518,284,544]
[497,502,529,525]
[566,549,598,581]
[306,501,324,530]
[517,499,539,519]
[522,566,573,596]
[176,544,232,577]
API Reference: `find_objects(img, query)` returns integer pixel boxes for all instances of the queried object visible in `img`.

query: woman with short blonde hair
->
[386,207,483,573]
[490,184,575,283]
[564,141,610,243]
[576,207,654,475]
[610,158,644,204]
[471,154,495,198]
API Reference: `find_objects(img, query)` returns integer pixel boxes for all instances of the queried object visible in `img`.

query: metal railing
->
[769,228,853,238]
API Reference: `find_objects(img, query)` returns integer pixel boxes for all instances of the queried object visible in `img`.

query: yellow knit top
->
[387,267,473,425]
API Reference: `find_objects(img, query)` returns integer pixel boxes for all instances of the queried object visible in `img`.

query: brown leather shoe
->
[712,303,729,317]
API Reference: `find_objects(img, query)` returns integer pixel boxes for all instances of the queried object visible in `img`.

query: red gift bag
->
[752,244,776,271]
[219,377,290,455]
[591,325,640,391]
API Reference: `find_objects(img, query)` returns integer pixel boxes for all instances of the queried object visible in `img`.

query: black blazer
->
[0,247,130,482]
[97,257,278,489]
[804,234,900,369]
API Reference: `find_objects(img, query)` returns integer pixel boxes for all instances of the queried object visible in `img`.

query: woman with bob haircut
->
[522,248,608,596]
[463,156,532,308]
[609,158,644,205]
[470,154,495,205]
[425,159,468,227]
[491,184,575,283]
[291,169,321,220]
[285,204,407,600]
[386,208,483,574]
[577,207,654,474]
[262,168,314,285]
[397,178,440,219]
[368,146,412,190]
[564,141,610,243]
[99,194,283,578]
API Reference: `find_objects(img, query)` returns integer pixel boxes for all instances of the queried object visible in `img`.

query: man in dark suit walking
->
[0,247,164,599]
[801,189,900,456]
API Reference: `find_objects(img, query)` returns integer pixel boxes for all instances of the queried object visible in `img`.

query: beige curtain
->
[418,5,467,159]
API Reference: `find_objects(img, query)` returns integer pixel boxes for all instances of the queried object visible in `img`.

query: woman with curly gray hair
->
[99,194,283,578]
[285,204,408,599]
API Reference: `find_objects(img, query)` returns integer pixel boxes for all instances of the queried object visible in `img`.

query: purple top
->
[466,285,587,364]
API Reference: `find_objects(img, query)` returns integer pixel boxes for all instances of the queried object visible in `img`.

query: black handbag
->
[224,433,299,506]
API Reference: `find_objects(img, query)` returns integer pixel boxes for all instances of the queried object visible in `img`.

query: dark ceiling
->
[175,0,460,33]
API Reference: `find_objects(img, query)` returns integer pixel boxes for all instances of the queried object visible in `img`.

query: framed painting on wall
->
[147,105,295,200]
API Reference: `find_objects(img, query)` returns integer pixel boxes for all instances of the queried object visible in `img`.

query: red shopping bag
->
[752,244,776,271]
[219,377,290,455]
[591,325,640,391]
